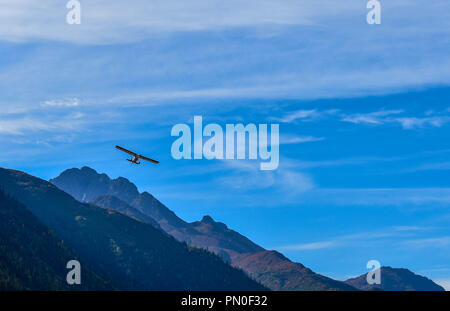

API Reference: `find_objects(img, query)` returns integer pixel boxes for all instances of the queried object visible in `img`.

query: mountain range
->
[50,166,356,291]
[50,166,446,291]
[0,165,444,291]
[0,167,266,290]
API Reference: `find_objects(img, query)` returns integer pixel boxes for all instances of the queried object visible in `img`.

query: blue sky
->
[1,0,450,288]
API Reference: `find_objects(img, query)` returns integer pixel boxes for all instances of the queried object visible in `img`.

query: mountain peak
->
[345,266,445,291]
[80,166,97,173]
[50,167,139,203]
[201,215,215,224]
[200,215,229,230]
[50,167,187,230]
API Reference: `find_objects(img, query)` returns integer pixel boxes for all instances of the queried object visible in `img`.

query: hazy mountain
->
[51,166,188,233]
[0,167,266,290]
[345,266,445,291]
[51,166,355,291]
[49,166,140,204]
[0,189,112,290]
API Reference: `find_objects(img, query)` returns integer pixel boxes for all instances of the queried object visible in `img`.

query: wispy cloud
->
[280,241,337,251]
[217,160,315,194]
[0,102,87,136]
[341,110,404,125]
[396,116,450,129]
[434,279,450,291]
[280,135,325,144]
[283,155,407,170]
[277,226,426,251]
[341,109,450,129]
[403,236,450,249]
[392,226,424,232]
[295,188,450,207]
[0,1,449,106]
[41,98,80,108]
[0,118,52,135]
[406,162,450,172]
[0,0,358,44]
[273,109,338,123]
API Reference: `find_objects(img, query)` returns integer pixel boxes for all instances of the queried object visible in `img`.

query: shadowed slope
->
[0,189,112,290]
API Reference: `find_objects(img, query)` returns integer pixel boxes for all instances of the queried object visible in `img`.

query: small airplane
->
[115,145,159,165]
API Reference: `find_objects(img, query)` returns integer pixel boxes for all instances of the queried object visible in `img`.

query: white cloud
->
[407,162,450,172]
[396,116,450,129]
[0,0,359,44]
[279,241,337,251]
[274,109,318,123]
[341,110,404,125]
[0,111,85,136]
[435,280,450,291]
[217,160,315,195]
[0,1,449,105]
[66,62,450,104]
[42,98,80,107]
[280,135,325,144]
[403,236,450,249]
[0,118,51,135]
[392,226,424,232]
[1,0,447,45]
[295,188,450,207]
[341,110,450,130]
[282,155,407,170]
[273,109,338,123]
[276,226,425,252]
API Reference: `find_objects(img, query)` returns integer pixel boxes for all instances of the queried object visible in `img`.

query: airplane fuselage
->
[127,156,141,164]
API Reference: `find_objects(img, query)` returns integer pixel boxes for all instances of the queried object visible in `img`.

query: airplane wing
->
[116,145,137,156]
[138,155,160,164]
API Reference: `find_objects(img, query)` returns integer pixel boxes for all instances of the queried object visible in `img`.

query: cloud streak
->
[342,111,450,129]
[280,136,325,144]
[341,110,404,125]
[277,226,426,251]
[403,236,450,249]
[299,188,450,207]
[0,0,358,44]
[41,98,80,107]
[273,109,338,123]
